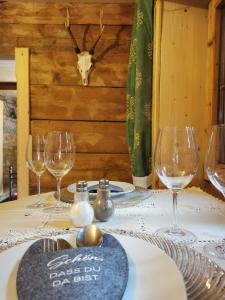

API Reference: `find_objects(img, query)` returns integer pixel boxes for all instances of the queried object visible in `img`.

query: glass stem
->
[37,175,41,196]
[172,190,179,232]
[56,177,62,207]
[36,174,41,205]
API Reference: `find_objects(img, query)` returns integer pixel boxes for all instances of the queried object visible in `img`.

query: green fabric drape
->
[126,0,153,178]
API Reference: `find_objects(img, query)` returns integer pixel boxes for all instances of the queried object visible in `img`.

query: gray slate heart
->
[16,234,128,300]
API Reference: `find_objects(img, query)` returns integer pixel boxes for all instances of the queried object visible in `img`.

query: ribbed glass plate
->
[105,229,225,300]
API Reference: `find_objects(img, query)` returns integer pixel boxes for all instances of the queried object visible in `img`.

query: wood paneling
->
[30,152,132,191]
[0,24,131,40]
[167,0,209,9]
[31,120,128,153]
[0,2,134,25]
[0,1,133,193]
[31,51,129,86]
[31,85,126,121]
[152,0,163,187]
[152,1,208,186]
[30,169,132,192]
[214,0,225,8]
[0,83,16,90]
[203,0,224,182]
[0,24,131,55]
[22,38,130,55]
[0,101,3,194]
[15,48,30,197]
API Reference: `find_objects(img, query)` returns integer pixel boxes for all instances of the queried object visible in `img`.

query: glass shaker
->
[70,181,94,227]
[93,179,114,221]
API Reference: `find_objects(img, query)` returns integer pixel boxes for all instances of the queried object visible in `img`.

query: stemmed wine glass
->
[26,134,49,208]
[44,131,75,214]
[154,126,199,244]
[204,124,225,259]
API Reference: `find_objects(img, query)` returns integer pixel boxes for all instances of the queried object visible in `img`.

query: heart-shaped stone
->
[16,234,128,300]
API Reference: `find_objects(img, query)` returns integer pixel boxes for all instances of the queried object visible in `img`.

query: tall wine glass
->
[26,134,49,208]
[204,124,225,259]
[44,131,75,214]
[154,126,199,244]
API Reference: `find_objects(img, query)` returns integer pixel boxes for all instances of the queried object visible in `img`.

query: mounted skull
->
[77,52,92,86]
[65,8,104,86]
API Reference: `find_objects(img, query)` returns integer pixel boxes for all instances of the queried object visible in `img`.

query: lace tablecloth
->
[0,187,225,269]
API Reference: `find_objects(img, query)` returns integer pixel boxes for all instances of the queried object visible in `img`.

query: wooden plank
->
[73,153,131,170]
[0,101,3,194]
[0,24,132,55]
[0,83,16,90]
[166,0,209,9]
[214,0,225,8]
[0,24,132,41]
[15,48,30,197]
[19,37,131,54]
[31,120,128,153]
[31,51,129,86]
[0,2,134,25]
[31,85,126,121]
[152,0,163,188]
[30,168,132,192]
[8,0,134,3]
[206,0,221,126]
[29,152,132,192]
[203,0,222,180]
[158,1,208,185]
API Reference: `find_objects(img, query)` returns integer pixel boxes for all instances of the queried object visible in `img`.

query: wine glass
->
[154,126,199,244]
[26,134,49,208]
[204,124,225,259]
[44,131,75,214]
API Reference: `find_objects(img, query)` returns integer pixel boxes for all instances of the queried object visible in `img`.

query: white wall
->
[0,59,16,82]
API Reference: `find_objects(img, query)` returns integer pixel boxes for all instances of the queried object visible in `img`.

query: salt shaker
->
[93,179,114,222]
[70,181,94,227]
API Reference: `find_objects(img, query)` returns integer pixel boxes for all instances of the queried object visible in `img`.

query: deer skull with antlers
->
[65,8,104,86]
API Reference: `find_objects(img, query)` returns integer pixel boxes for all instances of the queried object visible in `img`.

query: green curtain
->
[126,0,153,183]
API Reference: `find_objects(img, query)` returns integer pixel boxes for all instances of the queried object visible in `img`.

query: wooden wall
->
[153,0,209,186]
[0,0,134,192]
[0,0,212,193]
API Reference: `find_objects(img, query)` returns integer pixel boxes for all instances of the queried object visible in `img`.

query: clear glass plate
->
[105,229,225,300]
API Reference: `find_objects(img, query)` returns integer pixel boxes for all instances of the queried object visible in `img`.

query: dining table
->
[0,186,225,299]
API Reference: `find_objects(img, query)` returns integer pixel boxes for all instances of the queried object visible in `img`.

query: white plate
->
[0,234,186,300]
[67,181,135,196]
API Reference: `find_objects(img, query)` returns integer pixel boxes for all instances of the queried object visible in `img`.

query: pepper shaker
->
[93,179,114,222]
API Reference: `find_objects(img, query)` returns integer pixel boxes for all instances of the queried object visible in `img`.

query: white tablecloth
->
[0,187,225,269]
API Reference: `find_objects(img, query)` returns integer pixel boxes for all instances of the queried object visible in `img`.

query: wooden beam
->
[15,48,30,198]
[30,50,129,87]
[30,153,132,192]
[0,101,3,194]
[30,85,126,121]
[166,0,209,9]
[152,0,163,187]
[214,0,225,8]
[31,120,128,154]
[0,2,134,25]
[206,0,221,127]
[203,0,221,180]
[0,83,16,90]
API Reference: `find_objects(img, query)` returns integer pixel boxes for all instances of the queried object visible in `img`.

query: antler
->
[65,8,81,54]
[89,8,105,55]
